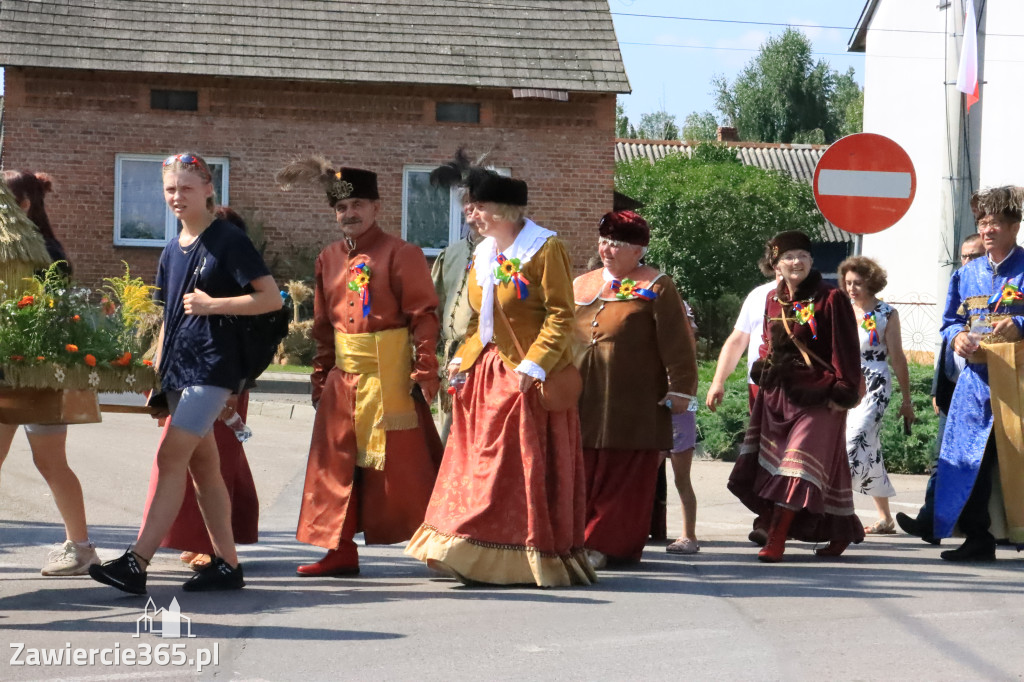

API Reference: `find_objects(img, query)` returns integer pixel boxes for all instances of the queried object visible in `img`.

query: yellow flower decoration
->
[354,273,370,287]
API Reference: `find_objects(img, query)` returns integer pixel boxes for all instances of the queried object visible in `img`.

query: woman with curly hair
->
[839,256,915,534]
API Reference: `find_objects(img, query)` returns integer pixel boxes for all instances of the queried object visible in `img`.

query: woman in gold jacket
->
[406,163,594,587]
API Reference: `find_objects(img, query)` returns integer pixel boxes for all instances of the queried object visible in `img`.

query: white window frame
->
[113,153,230,247]
[401,164,509,256]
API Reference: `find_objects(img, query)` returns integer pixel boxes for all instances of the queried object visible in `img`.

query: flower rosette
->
[988,283,1024,313]
[347,262,372,316]
[861,311,880,346]
[495,254,530,300]
[610,278,657,301]
[792,301,817,339]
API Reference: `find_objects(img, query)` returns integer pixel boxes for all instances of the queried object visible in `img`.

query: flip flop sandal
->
[666,537,700,555]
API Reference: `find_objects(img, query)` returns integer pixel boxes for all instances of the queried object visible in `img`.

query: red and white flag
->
[956,0,980,111]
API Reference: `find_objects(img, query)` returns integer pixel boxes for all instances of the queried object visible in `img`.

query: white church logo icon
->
[135,597,196,638]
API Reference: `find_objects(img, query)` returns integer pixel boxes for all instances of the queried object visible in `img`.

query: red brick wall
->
[1,68,615,287]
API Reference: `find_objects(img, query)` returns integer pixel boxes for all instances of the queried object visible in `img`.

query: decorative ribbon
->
[792,301,817,339]
[989,283,1024,313]
[348,262,371,316]
[495,254,530,300]
[861,311,880,346]
[611,278,657,301]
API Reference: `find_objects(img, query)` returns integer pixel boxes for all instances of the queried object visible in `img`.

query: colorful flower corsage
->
[611,278,657,301]
[495,254,530,299]
[988,283,1023,313]
[792,301,817,339]
[347,262,371,316]
[861,311,879,346]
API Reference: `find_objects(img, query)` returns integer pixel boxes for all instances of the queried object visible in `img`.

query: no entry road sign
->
[812,133,916,235]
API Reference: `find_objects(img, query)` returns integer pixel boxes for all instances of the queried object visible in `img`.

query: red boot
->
[297,541,359,576]
[758,507,796,563]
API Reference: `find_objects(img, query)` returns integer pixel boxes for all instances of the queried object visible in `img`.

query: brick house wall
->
[2,67,615,286]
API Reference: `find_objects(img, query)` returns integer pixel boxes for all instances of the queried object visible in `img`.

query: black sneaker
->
[88,550,147,595]
[182,557,244,592]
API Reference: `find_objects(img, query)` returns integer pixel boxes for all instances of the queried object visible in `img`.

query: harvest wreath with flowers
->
[0,262,161,392]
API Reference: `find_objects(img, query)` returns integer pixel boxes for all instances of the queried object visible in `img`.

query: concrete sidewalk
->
[1,409,1023,681]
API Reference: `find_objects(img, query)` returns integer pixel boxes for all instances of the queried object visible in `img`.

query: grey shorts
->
[167,386,232,438]
[23,423,68,436]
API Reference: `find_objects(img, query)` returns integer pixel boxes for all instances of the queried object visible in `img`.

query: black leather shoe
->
[895,512,941,545]
[940,538,995,562]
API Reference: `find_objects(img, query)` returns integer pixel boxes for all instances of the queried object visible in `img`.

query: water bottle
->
[448,372,468,395]
[222,412,253,443]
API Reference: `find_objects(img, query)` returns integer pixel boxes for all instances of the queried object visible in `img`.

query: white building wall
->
[859,0,948,354]
[976,3,1024,190]
[857,0,1024,355]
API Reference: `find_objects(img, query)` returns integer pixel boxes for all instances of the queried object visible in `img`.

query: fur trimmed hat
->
[275,156,379,207]
[599,210,650,247]
[767,230,813,265]
[430,149,528,207]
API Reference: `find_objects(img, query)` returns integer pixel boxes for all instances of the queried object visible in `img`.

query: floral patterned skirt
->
[406,346,595,587]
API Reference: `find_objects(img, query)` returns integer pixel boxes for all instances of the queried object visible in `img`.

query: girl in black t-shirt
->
[90,153,281,595]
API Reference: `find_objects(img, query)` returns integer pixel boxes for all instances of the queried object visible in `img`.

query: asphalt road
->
[1,407,1022,681]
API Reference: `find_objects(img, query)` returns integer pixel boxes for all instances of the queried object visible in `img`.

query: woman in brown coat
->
[573,210,699,567]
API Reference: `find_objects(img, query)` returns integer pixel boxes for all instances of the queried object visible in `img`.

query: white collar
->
[474,219,555,347]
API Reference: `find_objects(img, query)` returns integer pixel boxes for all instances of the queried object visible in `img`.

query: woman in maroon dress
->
[727,231,865,562]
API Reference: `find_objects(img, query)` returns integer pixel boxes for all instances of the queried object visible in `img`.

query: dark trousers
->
[957,434,997,544]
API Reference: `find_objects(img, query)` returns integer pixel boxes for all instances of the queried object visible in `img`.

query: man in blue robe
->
[936,186,1024,561]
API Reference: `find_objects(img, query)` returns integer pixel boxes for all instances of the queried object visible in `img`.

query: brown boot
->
[296,541,360,577]
[758,507,796,563]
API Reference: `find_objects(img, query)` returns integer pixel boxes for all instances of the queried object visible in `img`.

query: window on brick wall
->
[401,165,508,256]
[113,154,229,247]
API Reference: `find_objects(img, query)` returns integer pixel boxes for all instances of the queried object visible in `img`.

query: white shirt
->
[735,280,777,384]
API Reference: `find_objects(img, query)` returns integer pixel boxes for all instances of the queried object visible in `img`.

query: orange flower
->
[143,359,154,366]
[72,314,81,322]
[9,355,24,361]
[16,295,34,308]
[65,344,79,353]
[36,356,45,361]
[84,354,97,367]
[111,351,132,367]
[100,297,116,315]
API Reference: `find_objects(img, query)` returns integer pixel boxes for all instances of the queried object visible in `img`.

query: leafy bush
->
[696,360,938,475]
[616,150,820,303]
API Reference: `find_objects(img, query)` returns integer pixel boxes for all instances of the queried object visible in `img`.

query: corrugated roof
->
[0,0,630,93]
[614,139,853,243]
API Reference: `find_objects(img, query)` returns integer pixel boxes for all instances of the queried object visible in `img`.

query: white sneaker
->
[41,540,100,576]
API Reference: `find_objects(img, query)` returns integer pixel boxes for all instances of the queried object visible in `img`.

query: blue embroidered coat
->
[935,246,1024,538]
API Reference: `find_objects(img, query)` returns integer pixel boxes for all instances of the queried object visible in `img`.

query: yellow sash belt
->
[985,340,1024,543]
[335,327,418,471]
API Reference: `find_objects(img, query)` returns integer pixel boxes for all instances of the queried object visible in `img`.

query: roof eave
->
[848,0,881,53]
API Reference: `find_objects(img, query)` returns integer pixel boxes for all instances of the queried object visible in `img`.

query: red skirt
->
[728,386,864,545]
[406,346,595,587]
[142,393,259,554]
[583,448,662,562]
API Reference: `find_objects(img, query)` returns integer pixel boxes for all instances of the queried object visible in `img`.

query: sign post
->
[813,133,916,235]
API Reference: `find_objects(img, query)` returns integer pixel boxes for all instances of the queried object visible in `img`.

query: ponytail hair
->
[3,170,56,241]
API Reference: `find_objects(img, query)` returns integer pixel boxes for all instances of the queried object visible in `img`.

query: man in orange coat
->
[280,161,443,576]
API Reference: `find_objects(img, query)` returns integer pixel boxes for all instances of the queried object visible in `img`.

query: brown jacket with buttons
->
[573,266,698,451]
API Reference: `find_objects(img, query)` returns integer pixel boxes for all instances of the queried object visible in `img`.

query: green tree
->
[714,28,860,143]
[832,67,864,137]
[615,100,635,138]
[682,111,719,141]
[636,110,680,140]
[615,146,820,317]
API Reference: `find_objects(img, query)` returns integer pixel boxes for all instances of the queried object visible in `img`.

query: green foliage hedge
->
[696,361,938,475]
